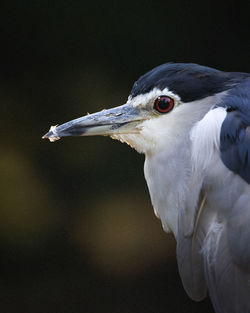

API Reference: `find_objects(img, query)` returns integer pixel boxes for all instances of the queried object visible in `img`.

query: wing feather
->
[219,77,250,183]
[176,192,208,301]
[203,218,250,313]
[177,79,250,313]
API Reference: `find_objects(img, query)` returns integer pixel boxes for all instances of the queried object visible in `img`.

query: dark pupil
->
[158,98,170,110]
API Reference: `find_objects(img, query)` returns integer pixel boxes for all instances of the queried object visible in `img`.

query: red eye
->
[154,96,174,113]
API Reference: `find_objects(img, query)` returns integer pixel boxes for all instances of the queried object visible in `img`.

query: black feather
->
[131,63,248,102]
[219,78,250,183]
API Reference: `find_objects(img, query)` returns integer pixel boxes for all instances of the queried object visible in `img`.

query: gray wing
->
[220,77,250,183]
[203,192,250,313]
[204,77,250,312]
[177,187,250,313]
[177,78,250,312]
[176,191,208,301]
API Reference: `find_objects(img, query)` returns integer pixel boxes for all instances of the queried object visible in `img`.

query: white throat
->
[112,92,227,236]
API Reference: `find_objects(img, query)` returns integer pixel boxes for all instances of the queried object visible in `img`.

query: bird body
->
[43,63,250,313]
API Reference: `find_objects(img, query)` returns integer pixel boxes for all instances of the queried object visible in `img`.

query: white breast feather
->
[190,107,227,172]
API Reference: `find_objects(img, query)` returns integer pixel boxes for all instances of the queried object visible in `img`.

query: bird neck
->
[143,93,227,237]
[143,125,193,237]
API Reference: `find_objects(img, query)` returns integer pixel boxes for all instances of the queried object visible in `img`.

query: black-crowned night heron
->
[43,63,250,313]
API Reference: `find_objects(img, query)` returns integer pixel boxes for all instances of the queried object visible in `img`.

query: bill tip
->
[42,125,61,142]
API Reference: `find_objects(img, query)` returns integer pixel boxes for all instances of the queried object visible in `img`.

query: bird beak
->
[42,103,145,142]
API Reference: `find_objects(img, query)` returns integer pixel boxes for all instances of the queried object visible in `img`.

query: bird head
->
[43,63,244,153]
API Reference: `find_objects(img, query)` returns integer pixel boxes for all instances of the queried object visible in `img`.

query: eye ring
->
[154,96,174,113]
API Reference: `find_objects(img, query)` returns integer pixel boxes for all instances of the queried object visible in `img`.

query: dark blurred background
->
[0,0,249,312]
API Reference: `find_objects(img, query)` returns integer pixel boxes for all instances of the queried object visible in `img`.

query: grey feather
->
[219,78,250,183]
[178,185,250,313]
[203,216,250,313]
[176,192,208,301]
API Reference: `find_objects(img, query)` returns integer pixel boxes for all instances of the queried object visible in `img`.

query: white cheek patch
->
[128,87,181,109]
[109,88,182,153]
